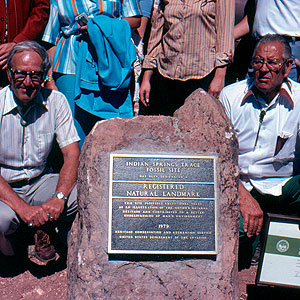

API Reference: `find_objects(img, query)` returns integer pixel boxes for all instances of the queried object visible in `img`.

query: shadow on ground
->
[247,284,300,299]
[0,252,66,278]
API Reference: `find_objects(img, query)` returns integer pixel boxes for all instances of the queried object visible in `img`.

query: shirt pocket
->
[273,132,294,159]
[38,132,54,162]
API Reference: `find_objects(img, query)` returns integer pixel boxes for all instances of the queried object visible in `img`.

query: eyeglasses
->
[9,69,44,84]
[252,57,286,72]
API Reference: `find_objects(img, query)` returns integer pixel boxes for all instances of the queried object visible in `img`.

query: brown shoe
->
[34,230,56,263]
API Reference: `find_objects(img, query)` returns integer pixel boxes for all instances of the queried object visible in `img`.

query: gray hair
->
[253,34,292,61]
[7,41,51,74]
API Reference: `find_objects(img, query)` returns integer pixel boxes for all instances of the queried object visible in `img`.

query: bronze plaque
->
[108,154,218,255]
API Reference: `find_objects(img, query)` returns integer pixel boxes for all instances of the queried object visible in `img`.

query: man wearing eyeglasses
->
[0,41,80,267]
[219,34,300,269]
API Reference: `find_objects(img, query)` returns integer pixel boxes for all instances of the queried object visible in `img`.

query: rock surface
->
[67,89,240,299]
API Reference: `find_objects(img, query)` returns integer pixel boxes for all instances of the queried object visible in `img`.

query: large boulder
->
[67,89,240,299]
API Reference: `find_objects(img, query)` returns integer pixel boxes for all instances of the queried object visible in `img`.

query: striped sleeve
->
[215,0,234,67]
[142,6,164,70]
[122,0,142,18]
[42,0,60,45]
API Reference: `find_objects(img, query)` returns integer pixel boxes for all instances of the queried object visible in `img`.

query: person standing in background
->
[0,0,50,87]
[132,0,154,114]
[43,0,141,147]
[140,0,234,116]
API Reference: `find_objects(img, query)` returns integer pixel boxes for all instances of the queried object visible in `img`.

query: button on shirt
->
[219,78,300,196]
[143,0,234,81]
[0,86,80,183]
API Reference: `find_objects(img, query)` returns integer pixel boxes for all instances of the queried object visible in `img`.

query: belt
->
[9,173,43,188]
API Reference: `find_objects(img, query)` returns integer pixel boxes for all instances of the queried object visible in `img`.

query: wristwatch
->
[53,191,68,202]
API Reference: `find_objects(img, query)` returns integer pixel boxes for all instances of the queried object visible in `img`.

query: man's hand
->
[17,202,49,227]
[44,79,58,90]
[41,196,65,221]
[239,181,264,238]
[0,43,16,69]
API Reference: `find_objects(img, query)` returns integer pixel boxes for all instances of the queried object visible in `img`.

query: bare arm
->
[140,70,153,107]
[44,46,58,90]
[239,181,264,238]
[123,17,141,30]
[234,15,250,40]
[41,142,80,220]
[208,66,227,98]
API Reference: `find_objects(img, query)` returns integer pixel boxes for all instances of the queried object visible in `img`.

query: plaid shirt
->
[42,0,141,74]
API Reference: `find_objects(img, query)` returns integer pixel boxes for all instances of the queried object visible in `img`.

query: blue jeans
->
[139,0,154,17]
[288,39,300,81]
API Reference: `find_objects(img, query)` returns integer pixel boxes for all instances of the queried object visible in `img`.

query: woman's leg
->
[54,73,86,148]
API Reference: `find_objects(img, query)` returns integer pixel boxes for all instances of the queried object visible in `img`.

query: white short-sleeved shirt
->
[253,0,300,38]
[219,78,300,196]
[0,86,80,183]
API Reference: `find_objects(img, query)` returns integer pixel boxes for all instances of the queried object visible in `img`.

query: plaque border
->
[108,153,218,255]
[256,213,300,289]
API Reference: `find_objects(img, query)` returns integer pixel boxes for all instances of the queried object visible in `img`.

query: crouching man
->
[219,34,300,269]
[0,41,80,264]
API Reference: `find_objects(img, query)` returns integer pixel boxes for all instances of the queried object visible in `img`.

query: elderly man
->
[219,34,300,269]
[0,0,50,87]
[0,41,80,265]
[234,0,300,82]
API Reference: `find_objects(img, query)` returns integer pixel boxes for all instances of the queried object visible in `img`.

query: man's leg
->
[280,175,300,214]
[238,188,273,270]
[238,213,260,270]
[238,178,300,270]
[25,173,77,258]
[0,201,20,256]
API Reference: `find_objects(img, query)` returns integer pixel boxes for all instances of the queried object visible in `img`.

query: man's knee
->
[0,204,18,234]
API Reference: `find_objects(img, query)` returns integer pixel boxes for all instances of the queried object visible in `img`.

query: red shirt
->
[0,0,50,43]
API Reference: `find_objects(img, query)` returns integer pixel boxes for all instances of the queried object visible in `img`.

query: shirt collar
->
[3,86,48,115]
[241,78,294,108]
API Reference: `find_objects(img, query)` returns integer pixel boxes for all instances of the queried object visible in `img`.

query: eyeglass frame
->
[251,57,288,72]
[8,68,45,84]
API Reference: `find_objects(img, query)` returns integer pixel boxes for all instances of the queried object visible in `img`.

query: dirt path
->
[0,262,256,300]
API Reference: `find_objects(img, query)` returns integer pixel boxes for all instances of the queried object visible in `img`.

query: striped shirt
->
[143,0,235,81]
[42,0,141,74]
[0,86,80,183]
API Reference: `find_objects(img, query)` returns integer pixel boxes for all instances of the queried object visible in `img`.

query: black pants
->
[140,71,214,116]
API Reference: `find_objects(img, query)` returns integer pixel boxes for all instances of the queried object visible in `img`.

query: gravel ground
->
[0,258,256,300]
[2,255,300,300]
